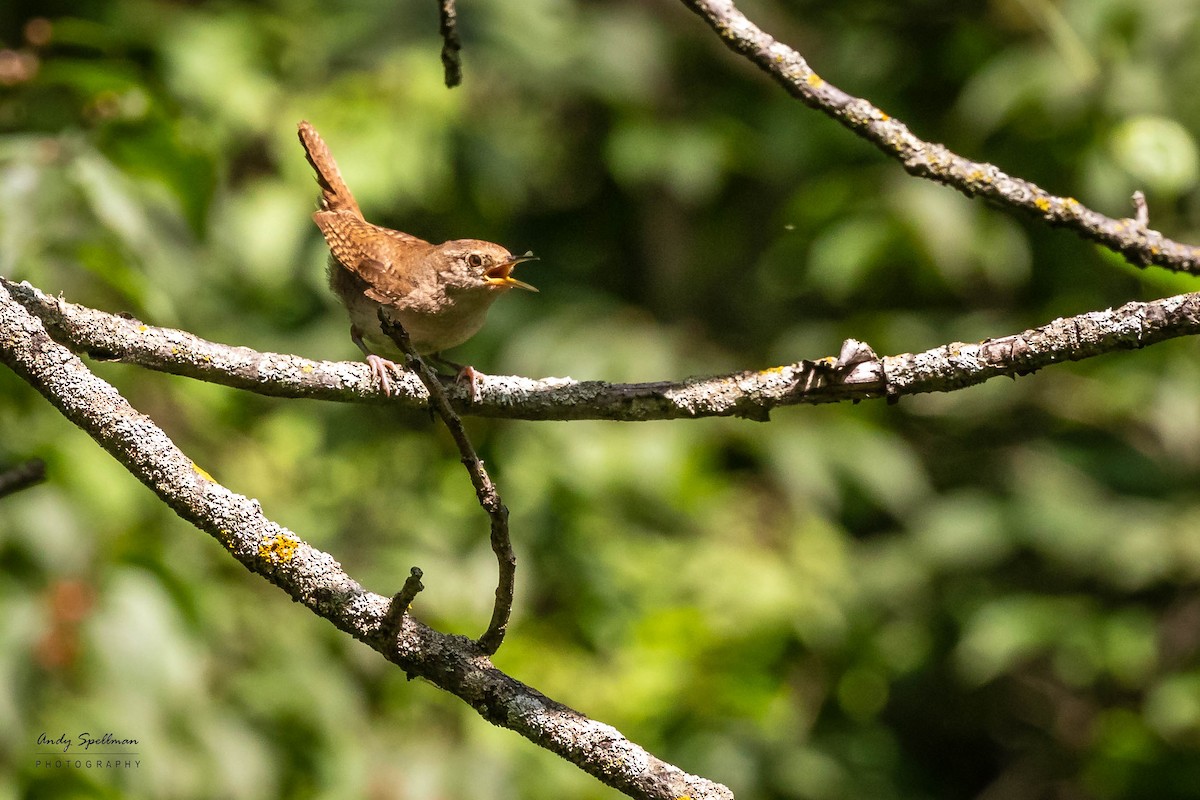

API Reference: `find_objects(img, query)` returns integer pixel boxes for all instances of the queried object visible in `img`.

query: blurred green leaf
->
[1110,115,1200,196]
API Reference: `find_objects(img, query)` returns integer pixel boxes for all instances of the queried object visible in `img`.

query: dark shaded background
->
[2,0,1200,797]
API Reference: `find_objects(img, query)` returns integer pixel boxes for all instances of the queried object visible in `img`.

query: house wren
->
[297,120,537,397]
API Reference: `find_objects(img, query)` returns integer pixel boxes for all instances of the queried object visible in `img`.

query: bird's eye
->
[467,253,484,268]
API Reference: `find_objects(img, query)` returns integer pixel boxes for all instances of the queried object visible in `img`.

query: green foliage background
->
[3,0,1200,797]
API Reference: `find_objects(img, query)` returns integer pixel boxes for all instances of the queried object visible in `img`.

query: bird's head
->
[434,240,538,294]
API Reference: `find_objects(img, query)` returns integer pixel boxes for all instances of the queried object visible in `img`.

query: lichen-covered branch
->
[0,280,732,800]
[8,277,1200,420]
[678,0,1200,274]
[379,314,516,656]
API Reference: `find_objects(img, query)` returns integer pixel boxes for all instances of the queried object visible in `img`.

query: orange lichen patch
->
[191,462,214,482]
[259,533,300,564]
[805,72,824,87]
[138,325,148,332]
[1034,197,1052,213]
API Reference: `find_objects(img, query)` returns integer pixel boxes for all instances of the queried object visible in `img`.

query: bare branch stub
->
[1132,190,1150,228]
[377,311,516,656]
[438,0,463,88]
[382,567,425,643]
[678,0,1200,275]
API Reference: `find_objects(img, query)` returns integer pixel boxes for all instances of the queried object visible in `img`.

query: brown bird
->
[297,120,537,397]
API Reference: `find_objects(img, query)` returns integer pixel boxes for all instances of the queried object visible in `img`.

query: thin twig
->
[0,280,731,800]
[0,457,46,499]
[438,0,463,88]
[378,312,515,656]
[678,0,1200,274]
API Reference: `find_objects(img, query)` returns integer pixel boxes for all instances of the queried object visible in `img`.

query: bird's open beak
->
[485,252,539,292]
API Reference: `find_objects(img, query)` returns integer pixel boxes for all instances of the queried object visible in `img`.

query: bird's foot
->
[426,353,483,402]
[366,354,400,396]
[455,364,483,403]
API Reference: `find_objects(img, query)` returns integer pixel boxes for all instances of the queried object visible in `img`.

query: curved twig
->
[678,0,1200,274]
[0,279,732,800]
[378,313,516,656]
[8,277,1200,421]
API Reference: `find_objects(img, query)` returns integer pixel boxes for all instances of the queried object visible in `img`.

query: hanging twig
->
[438,0,463,87]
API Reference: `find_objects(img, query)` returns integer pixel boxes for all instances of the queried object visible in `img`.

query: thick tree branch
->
[678,0,1200,274]
[378,314,516,656]
[0,280,732,800]
[8,277,1200,420]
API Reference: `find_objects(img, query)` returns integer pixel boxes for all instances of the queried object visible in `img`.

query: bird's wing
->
[313,210,432,304]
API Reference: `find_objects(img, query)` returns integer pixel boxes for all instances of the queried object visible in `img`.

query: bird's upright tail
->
[297,121,363,220]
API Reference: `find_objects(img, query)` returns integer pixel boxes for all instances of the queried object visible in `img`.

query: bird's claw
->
[366,354,400,396]
[455,365,482,403]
